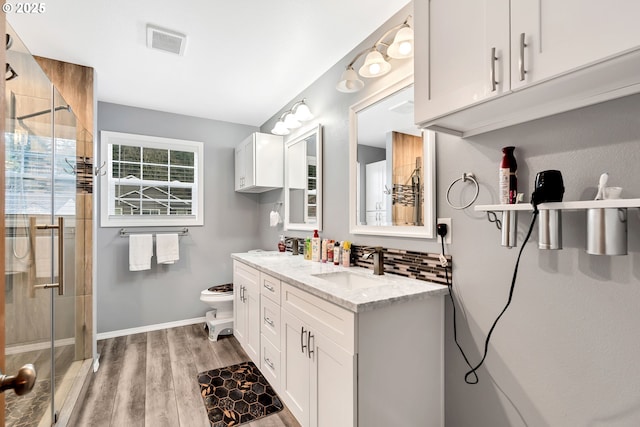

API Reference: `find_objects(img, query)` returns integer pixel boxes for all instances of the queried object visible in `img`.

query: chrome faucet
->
[362,246,384,275]
[285,237,300,255]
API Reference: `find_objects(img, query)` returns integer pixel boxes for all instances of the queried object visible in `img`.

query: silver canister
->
[586,208,627,255]
[501,210,517,248]
[538,209,562,250]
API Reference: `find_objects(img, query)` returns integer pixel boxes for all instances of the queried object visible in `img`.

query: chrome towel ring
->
[446,173,480,210]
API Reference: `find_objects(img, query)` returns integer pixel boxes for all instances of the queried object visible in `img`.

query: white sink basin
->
[313,271,385,290]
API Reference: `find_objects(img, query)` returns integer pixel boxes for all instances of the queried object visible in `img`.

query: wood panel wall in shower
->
[391,131,423,226]
[35,56,94,361]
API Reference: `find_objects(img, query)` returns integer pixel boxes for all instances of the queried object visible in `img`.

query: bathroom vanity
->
[231,252,448,427]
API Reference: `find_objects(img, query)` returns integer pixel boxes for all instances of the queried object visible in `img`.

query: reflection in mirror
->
[285,124,322,231]
[349,77,435,238]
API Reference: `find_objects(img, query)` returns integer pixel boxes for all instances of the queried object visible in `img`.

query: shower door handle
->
[0,364,37,395]
[29,217,65,297]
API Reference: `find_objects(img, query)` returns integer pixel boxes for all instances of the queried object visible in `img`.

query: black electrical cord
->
[442,208,540,384]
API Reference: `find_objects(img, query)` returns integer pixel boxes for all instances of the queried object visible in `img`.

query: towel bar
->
[119,227,188,237]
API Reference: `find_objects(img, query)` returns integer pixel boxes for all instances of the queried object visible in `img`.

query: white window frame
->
[100,131,204,227]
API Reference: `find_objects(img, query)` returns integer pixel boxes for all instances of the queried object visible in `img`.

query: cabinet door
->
[234,144,244,191]
[414,0,510,124]
[309,331,356,427]
[511,0,640,90]
[365,161,385,212]
[245,283,261,363]
[281,309,311,426]
[233,262,259,356]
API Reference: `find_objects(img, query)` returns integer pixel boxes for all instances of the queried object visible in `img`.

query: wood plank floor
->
[70,325,300,427]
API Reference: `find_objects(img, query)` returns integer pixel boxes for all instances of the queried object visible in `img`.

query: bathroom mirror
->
[349,76,436,238]
[284,124,323,231]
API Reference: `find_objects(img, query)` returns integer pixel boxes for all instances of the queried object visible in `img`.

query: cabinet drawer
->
[260,294,281,349]
[260,272,281,304]
[281,283,355,354]
[260,334,281,391]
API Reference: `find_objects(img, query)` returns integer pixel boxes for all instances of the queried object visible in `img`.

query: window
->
[100,131,204,227]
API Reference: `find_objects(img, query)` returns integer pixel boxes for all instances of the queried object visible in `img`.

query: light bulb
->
[368,63,381,75]
[398,41,412,56]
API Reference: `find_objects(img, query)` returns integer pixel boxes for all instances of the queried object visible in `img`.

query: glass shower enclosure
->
[4,24,89,426]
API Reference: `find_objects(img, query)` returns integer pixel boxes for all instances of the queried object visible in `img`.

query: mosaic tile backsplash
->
[284,238,451,286]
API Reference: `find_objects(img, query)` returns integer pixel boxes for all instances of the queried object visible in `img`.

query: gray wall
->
[257,4,640,426]
[96,102,260,333]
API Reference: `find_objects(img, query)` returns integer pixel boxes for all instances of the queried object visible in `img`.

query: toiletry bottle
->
[500,146,517,204]
[278,235,286,252]
[327,240,334,263]
[311,230,321,262]
[333,241,341,265]
[321,239,328,263]
[342,241,351,267]
[304,237,312,260]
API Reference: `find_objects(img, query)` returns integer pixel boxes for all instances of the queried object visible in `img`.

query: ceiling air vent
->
[146,24,187,56]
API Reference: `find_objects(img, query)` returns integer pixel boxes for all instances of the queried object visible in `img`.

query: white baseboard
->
[96,316,206,340]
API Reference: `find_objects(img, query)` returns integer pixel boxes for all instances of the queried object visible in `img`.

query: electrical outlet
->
[436,218,452,244]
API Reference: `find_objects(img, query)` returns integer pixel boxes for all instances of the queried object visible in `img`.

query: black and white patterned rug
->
[197,361,283,426]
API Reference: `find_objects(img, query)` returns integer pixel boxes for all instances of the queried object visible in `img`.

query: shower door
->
[3,25,83,426]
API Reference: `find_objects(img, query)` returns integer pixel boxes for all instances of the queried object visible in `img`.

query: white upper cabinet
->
[510,0,640,89]
[415,0,640,137]
[235,132,283,193]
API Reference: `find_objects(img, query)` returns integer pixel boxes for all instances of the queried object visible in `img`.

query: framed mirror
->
[284,124,323,231]
[349,76,436,238]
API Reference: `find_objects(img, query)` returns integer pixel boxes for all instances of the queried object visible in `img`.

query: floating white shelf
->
[475,198,640,212]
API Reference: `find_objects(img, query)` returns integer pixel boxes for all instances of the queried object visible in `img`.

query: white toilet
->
[200,283,234,341]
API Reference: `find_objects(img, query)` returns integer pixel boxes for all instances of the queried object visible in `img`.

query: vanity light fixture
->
[271,99,314,135]
[336,16,414,93]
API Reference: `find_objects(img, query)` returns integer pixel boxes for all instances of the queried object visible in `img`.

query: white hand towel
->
[35,236,58,278]
[156,233,179,265]
[270,210,281,227]
[129,234,153,271]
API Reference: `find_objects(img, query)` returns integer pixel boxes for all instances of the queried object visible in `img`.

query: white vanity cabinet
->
[233,261,261,361]
[235,132,283,193]
[231,256,446,427]
[281,283,356,427]
[415,0,640,136]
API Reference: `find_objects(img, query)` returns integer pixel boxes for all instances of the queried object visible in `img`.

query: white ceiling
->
[7,0,411,127]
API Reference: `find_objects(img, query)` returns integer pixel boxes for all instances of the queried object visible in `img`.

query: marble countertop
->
[231,251,448,313]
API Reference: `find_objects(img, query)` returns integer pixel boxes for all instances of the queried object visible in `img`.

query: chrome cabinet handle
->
[490,47,498,91]
[29,217,64,297]
[264,316,274,327]
[307,332,314,359]
[264,356,274,370]
[263,283,274,292]
[519,33,527,81]
[0,364,37,395]
[301,326,307,354]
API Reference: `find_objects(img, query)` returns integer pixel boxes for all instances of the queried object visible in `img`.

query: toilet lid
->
[207,283,233,294]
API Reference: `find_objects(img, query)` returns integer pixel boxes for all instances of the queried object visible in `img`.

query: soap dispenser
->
[278,235,286,252]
